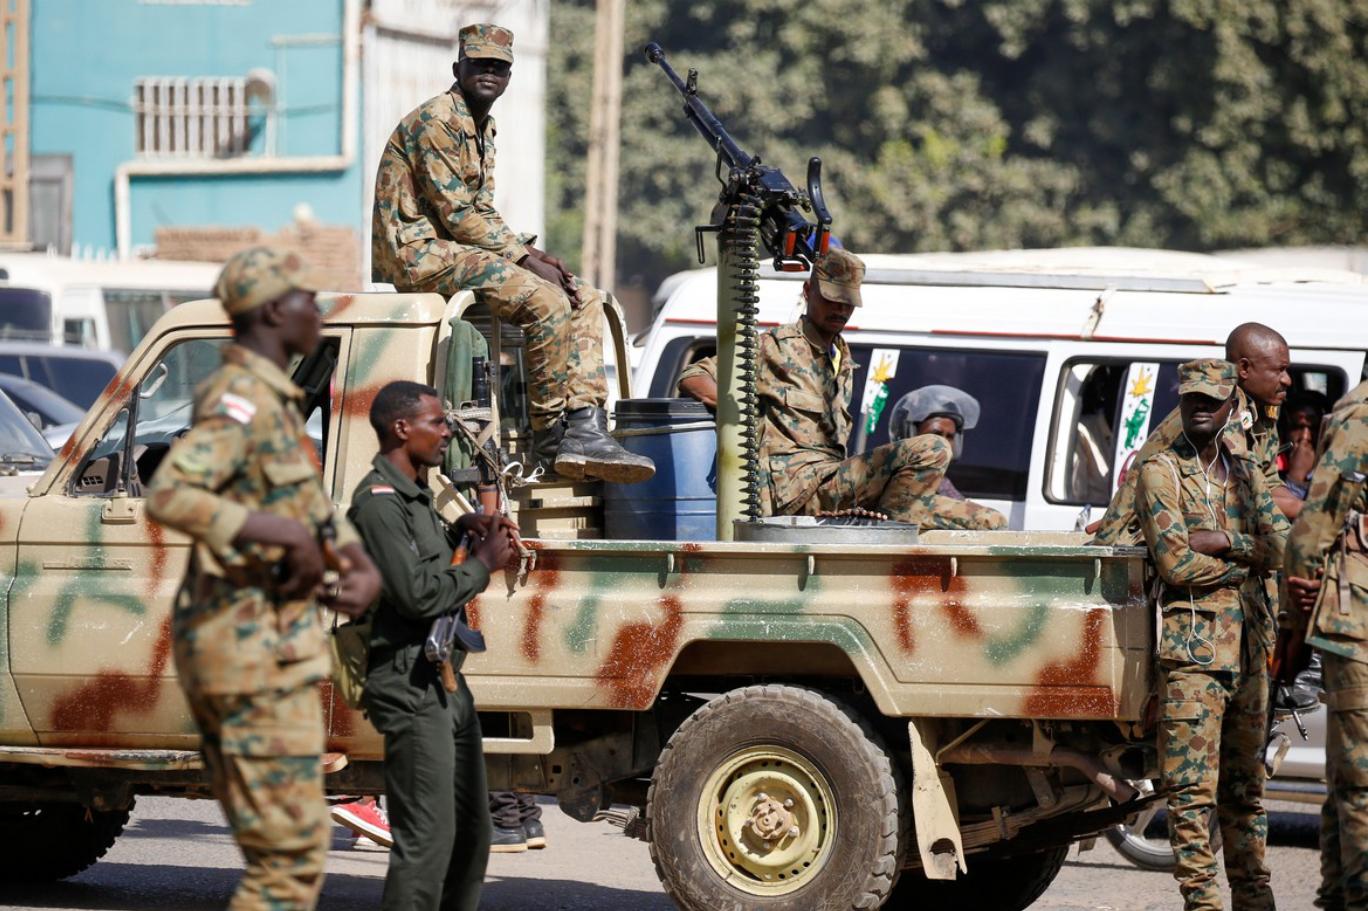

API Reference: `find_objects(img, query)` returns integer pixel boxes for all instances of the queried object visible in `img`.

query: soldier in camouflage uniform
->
[678,249,1005,530]
[371,23,651,485]
[1283,379,1368,910]
[1092,322,1294,546]
[147,247,382,911]
[1137,359,1287,911]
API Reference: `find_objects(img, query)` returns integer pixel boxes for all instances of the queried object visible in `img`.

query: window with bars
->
[133,77,255,158]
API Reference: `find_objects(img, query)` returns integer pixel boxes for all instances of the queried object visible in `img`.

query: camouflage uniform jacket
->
[1137,435,1288,672]
[147,344,359,695]
[677,316,854,513]
[347,455,491,656]
[1094,387,1281,546]
[371,86,534,284]
[1285,380,1368,660]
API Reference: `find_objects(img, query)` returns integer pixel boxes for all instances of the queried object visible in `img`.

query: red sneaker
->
[330,800,393,848]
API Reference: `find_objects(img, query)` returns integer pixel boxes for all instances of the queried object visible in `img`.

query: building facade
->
[24,0,547,285]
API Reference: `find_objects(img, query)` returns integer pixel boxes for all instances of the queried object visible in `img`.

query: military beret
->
[1177,358,1238,400]
[214,246,325,316]
[459,23,514,63]
[813,247,865,308]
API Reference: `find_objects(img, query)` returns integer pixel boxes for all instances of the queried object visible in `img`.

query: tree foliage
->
[545,0,1368,288]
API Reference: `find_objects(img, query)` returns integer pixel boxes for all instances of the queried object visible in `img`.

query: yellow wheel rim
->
[695,745,837,896]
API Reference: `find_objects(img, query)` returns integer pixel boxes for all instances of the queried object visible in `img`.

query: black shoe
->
[554,407,655,484]
[523,818,546,849]
[490,825,528,853]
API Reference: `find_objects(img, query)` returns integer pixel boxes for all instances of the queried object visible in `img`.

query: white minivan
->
[633,247,1368,531]
[0,253,221,355]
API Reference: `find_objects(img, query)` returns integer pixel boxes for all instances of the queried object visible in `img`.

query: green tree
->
[546,0,1368,289]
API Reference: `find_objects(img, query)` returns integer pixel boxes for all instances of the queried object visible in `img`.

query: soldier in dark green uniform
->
[349,379,515,911]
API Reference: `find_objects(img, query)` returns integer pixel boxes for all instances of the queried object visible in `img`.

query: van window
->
[104,288,199,355]
[0,289,52,342]
[63,317,97,347]
[1046,358,1348,506]
[849,346,1047,501]
[648,335,716,398]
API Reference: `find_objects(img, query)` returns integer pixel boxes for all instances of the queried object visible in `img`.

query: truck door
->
[11,328,349,748]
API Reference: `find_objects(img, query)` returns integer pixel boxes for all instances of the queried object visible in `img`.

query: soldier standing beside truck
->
[370,23,652,485]
[1135,359,1287,911]
[1092,321,1294,545]
[146,247,382,911]
[678,248,1006,529]
[348,380,516,911]
[1283,380,1368,911]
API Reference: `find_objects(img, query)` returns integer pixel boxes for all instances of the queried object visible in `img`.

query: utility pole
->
[579,0,624,290]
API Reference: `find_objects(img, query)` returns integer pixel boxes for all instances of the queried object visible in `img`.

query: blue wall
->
[31,0,362,253]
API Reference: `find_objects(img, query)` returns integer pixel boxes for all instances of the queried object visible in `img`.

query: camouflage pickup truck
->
[0,292,1156,911]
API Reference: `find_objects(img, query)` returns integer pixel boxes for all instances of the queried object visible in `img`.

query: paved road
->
[1,797,1325,910]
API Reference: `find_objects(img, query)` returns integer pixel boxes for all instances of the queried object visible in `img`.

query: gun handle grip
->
[440,660,459,694]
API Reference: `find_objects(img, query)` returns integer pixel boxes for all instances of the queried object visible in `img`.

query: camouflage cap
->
[459,23,514,63]
[1177,358,1238,400]
[813,248,865,308]
[214,247,325,316]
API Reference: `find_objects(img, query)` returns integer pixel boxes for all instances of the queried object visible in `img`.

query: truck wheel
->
[889,844,1068,911]
[647,685,905,911]
[1104,780,1217,872]
[0,800,132,882]
[1104,778,1175,871]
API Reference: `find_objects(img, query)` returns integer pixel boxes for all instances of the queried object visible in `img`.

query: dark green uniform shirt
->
[347,455,490,655]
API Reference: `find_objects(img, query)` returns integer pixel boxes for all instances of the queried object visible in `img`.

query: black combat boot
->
[554,407,655,484]
[529,417,566,477]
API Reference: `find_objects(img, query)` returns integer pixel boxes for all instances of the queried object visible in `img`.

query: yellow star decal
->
[1128,369,1155,398]
[871,354,896,384]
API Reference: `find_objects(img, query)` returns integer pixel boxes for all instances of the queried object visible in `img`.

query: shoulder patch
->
[216,392,258,425]
[369,485,395,495]
[1240,409,1254,430]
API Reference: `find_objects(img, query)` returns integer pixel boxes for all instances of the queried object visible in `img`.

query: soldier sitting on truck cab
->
[677,248,1005,530]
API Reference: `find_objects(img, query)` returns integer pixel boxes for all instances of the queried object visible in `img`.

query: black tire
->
[0,800,132,882]
[887,845,1069,911]
[647,685,906,911]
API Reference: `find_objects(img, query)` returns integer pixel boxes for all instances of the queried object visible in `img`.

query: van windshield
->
[0,288,53,342]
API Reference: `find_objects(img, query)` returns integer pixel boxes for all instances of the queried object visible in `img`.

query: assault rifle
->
[644,42,832,271]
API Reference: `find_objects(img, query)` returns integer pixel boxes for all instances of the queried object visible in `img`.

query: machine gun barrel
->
[643,42,753,172]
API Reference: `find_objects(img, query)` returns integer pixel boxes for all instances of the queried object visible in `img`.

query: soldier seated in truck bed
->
[677,248,1005,530]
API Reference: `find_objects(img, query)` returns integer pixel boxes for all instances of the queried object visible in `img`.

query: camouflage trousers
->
[1316,653,1368,911]
[394,240,608,430]
[1159,663,1274,911]
[804,435,1007,530]
[185,684,330,911]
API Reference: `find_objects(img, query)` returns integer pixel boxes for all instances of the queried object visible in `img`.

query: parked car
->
[0,373,84,437]
[0,341,124,410]
[0,386,55,495]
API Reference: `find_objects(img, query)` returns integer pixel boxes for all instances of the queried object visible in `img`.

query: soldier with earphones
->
[1135,359,1289,911]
